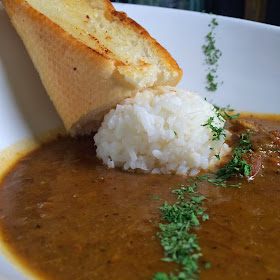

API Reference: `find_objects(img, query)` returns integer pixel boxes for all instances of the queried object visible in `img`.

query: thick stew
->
[0,114,279,280]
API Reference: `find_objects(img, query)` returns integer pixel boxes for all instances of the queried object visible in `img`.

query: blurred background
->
[111,0,280,26]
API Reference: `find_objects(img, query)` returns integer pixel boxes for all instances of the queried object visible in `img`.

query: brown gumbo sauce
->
[0,115,280,280]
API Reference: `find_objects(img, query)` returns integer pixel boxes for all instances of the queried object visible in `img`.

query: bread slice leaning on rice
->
[2,0,183,135]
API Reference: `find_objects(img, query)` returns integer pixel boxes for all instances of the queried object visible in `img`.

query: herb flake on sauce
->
[153,185,208,280]
[214,130,253,185]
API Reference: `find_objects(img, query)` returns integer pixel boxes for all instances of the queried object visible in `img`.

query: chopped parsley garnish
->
[214,105,234,112]
[201,117,226,141]
[205,263,211,269]
[202,214,209,221]
[213,105,239,121]
[195,175,209,181]
[203,18,222,92]
[214,131,253,186]
[228,183,242,188]
[151,196,161,200]
[153,185,208,280]
[223,111,240,120]
[206,73,217,91]
[187,175,209,183]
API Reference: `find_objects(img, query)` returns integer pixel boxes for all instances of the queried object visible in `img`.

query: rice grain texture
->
[94,86,231,175]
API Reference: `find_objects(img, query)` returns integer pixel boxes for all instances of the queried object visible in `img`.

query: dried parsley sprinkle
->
[196,174,209,181]
[223,111,240,120]
[213,105,240,121]
[228,183,242,188]
[202,214,209,221]
[203,18,222,91]
[201,117,226,141]
[212,104,240,123]
[212,131,253,186]
[206,73,217,91]
[190,114,253,189]
[214,104,234,112]
[153,185,208,280]
[151,196,162,200]
[205,263,211,269]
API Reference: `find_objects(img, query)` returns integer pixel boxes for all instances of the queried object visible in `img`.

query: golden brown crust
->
[110,10,182,77]
[2,0,25,18]
[104,0,116,12]
[3,0,182,134]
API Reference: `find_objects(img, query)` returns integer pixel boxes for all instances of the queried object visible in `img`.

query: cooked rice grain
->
[94,86,231,175]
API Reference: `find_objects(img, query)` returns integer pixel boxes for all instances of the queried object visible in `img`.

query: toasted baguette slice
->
[3,0,182,134]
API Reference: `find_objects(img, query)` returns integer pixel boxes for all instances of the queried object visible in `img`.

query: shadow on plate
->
[0,8,61,137]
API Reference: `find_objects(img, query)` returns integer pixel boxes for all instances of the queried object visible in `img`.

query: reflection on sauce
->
[0,114,279,280]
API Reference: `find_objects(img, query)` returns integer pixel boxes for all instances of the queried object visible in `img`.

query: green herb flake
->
[229,183,242,188]
[193,175,209,182]
[224,111,240,120]
[202,117,226,141]
[212,18,218,26]
[202,214,209,221]
[205,263,211,269]
[191,196,206,204]
[203,17,222,92]
[154,186,208,279]
[214,104,236,114]
[153,272,170,280]
[206,73,218,91]
[213,105,220,111]
[208,178,227,187]
[215,131,253,184]
[151,196,161,200]
[199,174,209,180]
[213,105,241,123]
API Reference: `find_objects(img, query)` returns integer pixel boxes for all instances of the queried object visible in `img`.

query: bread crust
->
[2,0,183,134]
[109,9,181,74]
[2,0,25,18]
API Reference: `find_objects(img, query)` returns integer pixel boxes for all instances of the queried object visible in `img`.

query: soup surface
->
[0,115,280,280]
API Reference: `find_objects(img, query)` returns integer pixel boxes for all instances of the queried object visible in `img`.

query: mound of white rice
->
[94,86,231,175]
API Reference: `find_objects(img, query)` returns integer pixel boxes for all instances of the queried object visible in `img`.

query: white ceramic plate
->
[0,2,280,279]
